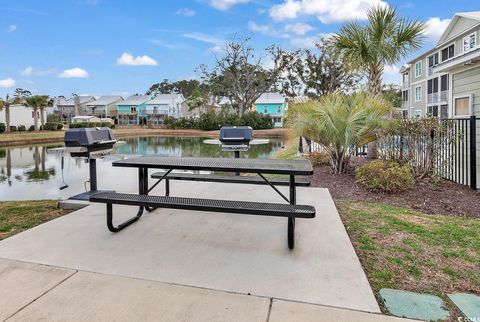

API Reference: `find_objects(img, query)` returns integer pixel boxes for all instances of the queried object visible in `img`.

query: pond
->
[0,136,284,200]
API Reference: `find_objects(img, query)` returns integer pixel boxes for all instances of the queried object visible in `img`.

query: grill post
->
[89,159,97,191]
[469,115,477,190]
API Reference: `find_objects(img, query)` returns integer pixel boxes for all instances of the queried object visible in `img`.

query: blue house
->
[254,93,288,127]
[117,95,151,125]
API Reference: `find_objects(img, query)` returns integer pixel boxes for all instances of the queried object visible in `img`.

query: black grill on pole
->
[64,127,117,200]
[219,126,253,152]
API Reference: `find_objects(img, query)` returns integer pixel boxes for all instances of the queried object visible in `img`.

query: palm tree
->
[330,6,425,158]
[0,95,11,133]
[331,6,425,94]
[25,95,51,131]
[291,92,391,174]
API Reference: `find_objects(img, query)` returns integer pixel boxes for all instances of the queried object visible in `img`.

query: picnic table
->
[90,156,315,249]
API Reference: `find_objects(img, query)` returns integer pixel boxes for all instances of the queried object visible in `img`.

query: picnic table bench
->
[90,156,315,249]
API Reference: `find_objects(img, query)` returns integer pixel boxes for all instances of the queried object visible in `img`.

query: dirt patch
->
[310,157,480,218]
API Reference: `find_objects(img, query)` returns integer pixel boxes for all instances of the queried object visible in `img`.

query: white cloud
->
[20,66,33,76]
[384,64,399,75]
[270,0,388,23]
[182,32,225,52]
[247,21,289,38]
[0,78,16,88]
[176,8,196,16]
[424,17,451,43]
[116,53,158,66]
[19,66,56,76]
[58,67,90,78]
[290,36,318,48]
[210,0,251,10]
[7,25,16,33]
[284,22,313,35]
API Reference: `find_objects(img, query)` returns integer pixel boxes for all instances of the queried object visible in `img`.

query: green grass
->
[0,200,71,240]
[337,200,480,299]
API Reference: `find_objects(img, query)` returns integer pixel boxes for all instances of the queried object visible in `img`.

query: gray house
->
[54,96,96,122]
[401,11,480,119]
[85,96,124,119]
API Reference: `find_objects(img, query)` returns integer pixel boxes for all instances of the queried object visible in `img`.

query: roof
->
[255,93,286,104]
[147,94,185,105]
[87,96,123,106]
[119,95,151,106]
[456,11,480,21]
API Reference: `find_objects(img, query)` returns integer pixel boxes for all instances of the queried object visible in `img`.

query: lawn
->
[0,200,71,240]
[337,200,480,315]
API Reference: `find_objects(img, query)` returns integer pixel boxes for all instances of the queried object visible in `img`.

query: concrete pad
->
[448,293,480,321]
[0,259,75,321]
[269,299,415,322]
[0,181,379,313]
[9,271,270,322]
[380,288,450,321]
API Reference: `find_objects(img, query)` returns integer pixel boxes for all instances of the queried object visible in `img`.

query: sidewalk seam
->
[266,298,273,322]
[3,270,78,322]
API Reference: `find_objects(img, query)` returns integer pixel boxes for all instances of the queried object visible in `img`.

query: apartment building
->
[401,11,480,119]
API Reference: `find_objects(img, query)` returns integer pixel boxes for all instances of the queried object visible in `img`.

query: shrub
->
[17,125,26,131]
[0,123,5,133]
[356,160,414,193]
[47,114,61,123]
[28,125,35,131]
[307,151,330,167]
[9,126,17,132]
[44,122,64,131]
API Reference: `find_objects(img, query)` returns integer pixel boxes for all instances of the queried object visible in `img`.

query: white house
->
[54,96,96,123]
[0,104,46,128]
[145,94,185,124]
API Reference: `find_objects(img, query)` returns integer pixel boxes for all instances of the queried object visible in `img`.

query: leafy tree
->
[13,88,32,104]
[186,88,205,115]
[381,84,402,108]
[25,95,52,131]
[281,39,360,99]
[331,6,425,95]
[198,36,295,117]
[146,79,200,98]
[290,92,391,174]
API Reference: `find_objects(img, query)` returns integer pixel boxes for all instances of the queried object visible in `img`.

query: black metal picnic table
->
[90,156,315,249]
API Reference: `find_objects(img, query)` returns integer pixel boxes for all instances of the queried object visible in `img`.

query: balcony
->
[402,101,409,109]
[428,66,434,76]
[440,90,448,102]
[427,92,439,104]
[434,47,480,73]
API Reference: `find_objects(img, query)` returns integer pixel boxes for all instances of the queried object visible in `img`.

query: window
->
[130,107,136,114]
[427,105,439,117]
[415,61,422,77]
[440,105,448,119]
[402,110,408,118]
[415,86,422,102]
[427,78,438,95]
[428,53,439,67]
[402,90,408,102]
[277,106,281,114]
[463,33,476,53]
[454,95,472,117]
[264,107,268,113]
[414,110,422,118]
[403,73,409,85]
[441,44,455,61]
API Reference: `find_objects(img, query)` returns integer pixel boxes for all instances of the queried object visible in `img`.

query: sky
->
[0,0,479,98]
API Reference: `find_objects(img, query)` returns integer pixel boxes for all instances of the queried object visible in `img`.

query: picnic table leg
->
[288,175,296,250]
[144,167,157,212]
[106,167,145,232]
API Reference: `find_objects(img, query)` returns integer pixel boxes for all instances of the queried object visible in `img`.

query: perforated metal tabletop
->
[113,156,313,175]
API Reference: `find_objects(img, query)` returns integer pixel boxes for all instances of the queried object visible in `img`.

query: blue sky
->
[0,0,478,98]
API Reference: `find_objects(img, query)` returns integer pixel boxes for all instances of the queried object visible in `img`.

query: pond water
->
[0,136,284,200]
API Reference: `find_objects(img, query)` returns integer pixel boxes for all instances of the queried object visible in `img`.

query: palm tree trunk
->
[367,65,383,159]
[33,107,39,131]
[5,104,10,133]
[40,107,45,127]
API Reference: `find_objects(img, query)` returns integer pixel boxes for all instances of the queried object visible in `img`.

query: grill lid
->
[219,126,253,151]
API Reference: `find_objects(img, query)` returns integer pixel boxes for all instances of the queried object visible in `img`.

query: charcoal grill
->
[64,127,117,200]
[219,126,253,152]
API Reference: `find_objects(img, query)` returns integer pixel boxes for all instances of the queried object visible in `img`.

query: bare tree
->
[198,37,296,117]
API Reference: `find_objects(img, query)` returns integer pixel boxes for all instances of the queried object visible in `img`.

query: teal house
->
[254,92,288,127]
[117,95,151,125]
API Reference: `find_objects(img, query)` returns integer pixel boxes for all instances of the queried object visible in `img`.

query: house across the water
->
[116,95,151,125]
[145,94,185,125]
[253,92,288,127]
[85,96,124,120]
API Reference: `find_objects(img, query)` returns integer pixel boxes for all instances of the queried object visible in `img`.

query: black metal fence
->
[303,116,479,190]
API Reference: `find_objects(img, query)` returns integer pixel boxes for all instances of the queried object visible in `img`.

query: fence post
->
[298,136,304,154]
[469,115,477,189]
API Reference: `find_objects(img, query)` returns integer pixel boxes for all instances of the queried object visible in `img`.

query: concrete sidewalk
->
[1,259,413,321]
[0,182,410,320]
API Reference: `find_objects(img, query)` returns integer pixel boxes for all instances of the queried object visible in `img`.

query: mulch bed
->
[309,157,480,219]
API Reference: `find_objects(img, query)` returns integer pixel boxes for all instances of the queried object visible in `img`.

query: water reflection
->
[0,137,283,200]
